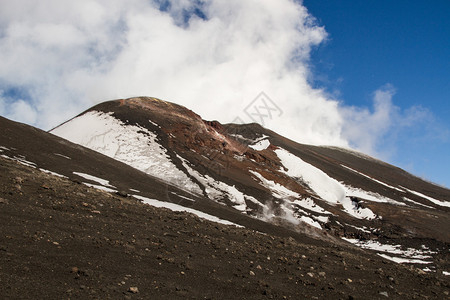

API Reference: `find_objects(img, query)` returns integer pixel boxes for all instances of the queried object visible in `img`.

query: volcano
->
[1,96,449,298]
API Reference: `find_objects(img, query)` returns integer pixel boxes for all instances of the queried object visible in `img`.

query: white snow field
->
[52,111,201,194]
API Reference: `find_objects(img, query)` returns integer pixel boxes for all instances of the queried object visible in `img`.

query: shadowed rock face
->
[1,96,449,298]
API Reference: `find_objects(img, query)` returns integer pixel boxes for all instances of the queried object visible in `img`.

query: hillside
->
[0,96,449,298]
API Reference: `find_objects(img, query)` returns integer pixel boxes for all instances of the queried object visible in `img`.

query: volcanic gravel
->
[1,157,449,299]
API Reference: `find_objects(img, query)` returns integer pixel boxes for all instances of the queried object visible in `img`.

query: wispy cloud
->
[341,84,447,161]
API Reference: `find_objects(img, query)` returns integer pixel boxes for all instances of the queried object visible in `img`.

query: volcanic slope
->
[0,116,449,299]
[50,97,450,273]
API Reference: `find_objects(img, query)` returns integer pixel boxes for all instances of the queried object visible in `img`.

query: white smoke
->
[0,0,438,159]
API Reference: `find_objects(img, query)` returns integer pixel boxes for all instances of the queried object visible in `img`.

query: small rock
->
[14,177,24,184]
[347,278,352,283]
[77,269,93,277]
[116,191,129,198]
[318,272,326,277]
[0,198,9,204]
[91,210,101,214]
[416,268,426,275]
[71,267,79,273]
[249,271,255,276]
[52,241,60,246]
[307,273,314,278]
[128,287,139,294]
[379,291,388,297]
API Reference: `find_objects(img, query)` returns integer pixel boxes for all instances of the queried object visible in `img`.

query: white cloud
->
[0,0,439,157]
[1,98,37,125]
[341,85,397,154]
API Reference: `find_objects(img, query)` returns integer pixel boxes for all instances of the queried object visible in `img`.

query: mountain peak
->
[1,97,449,297]
[48,96,450,273]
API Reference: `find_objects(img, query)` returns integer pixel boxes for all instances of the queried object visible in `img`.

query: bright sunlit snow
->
[254,149,380,219]
[1,154,37,168]
[292,198,331,215]
[377,254,432,265]
[249,139,270,151]
[401,187,450,208]
[343,238,434,265]
[340,197,377,220]
[40,168,68,178]
[82,182,117,193]
[73,171,115,188]
[275,148,346,204]
[133,195,242,227]
[51,111,202,194]
[300,216,322,229]
[341,165,405,192]
[342,184,404,206]
[249,170,300,199]
[402,197,435,209]
[54,153,71,160]
[178,155,260,212]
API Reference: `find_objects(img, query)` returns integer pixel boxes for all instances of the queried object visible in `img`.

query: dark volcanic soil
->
[1,156,449,299]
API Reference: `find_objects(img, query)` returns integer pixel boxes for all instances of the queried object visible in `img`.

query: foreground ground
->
[0,157,449,299]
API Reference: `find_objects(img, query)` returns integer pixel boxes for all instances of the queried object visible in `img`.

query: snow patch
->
[82,182,117,193]
[275,148,345,204]
[179,155,260,212]
[39,168,68,178]
[312,215,329,223]
[249,139,270,151]
[170,192,195,202]
[343,185,405,206]
[402,197,435,209]
[401,187,450,208]
[343,238,434,265]
[292,198,331,215]
[341,197,377,220]
[134,195,242,227]
[377,254,432,265]
[341,165,404,192]
[300,216,322,229]
[51,111,201,194]
[1,154,37,168]
[249,170,300,199]
[73,172,115,188]
[148,119,160,127]
[345,224,372,234]
[54,153,71,160]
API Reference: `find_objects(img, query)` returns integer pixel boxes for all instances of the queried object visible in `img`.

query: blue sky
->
[303,0,450,187]
[0,0,448,187]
